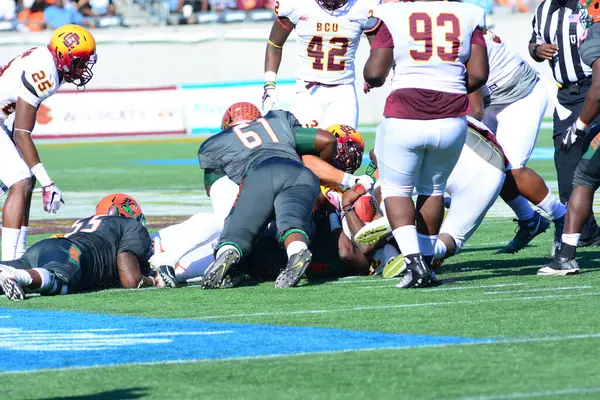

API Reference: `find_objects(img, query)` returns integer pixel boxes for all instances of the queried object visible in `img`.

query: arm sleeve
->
[363,17,381,35]
[118,220,152,262]
[274,0,300,25]
[471,28,486,47]
[370,21,394,49]
[295,127,319,155]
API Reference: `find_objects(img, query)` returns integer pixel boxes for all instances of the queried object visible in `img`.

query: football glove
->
[341,173,374,191]
[262,85,279,113]
[561,120,588,153]
[41,183,64,214]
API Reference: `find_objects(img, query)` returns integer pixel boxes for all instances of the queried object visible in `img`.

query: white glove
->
[262,86,279,113]
[41,183,63,214]
[341,173,375,191]
[324,188,343,211]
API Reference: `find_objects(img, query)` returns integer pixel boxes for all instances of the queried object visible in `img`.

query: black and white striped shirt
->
[531,0,591,84]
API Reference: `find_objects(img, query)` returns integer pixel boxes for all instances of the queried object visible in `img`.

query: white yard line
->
[485,286,592,295]
[2,332,600,376]
[194,292,600,320]
[358,283,526,290]
[449,386,600,400]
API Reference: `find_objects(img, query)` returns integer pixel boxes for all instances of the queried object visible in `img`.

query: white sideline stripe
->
[485,286,592,295]
[449,386,600,400]
[358,283,526,290]
[0,316,9,319]
[1,332,599,376]
[194,292,600,320]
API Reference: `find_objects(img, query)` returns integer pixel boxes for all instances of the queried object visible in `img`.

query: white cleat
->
[354,217,392,245]
[0,265,25,301]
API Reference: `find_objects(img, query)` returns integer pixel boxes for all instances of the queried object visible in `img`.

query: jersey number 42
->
[307,36,349,71]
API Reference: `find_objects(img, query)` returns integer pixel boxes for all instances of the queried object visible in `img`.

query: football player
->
[262,0,380,128]
[0,24,97,261]
[355,117,507,277]
[362,0,489,288]
[0,194,162,301]
[540,4,600,275]
[469,28,567,255]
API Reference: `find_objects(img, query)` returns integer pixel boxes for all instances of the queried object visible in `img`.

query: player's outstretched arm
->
[465,30,489,93]
[117,252,160,289]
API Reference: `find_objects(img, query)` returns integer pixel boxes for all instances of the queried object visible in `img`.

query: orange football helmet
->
[221,102,262,130]
[327,124,365,174]
[96,193,146,226]
[581,0,600,27]
[48,24,97,89]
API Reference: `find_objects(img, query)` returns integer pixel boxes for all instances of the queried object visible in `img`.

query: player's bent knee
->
[380,183,413,200]
[10,176,33,194]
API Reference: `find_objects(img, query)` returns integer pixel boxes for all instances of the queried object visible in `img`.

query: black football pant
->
[218,157,320,257]
[555,85,600,238]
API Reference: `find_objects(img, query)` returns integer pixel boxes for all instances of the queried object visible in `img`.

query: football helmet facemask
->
[327,124,365,174]
[316,0,349,11]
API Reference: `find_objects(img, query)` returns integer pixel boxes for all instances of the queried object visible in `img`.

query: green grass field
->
[2,126,600,400]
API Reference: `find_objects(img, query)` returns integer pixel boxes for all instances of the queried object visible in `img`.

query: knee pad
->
[573,159,600,191]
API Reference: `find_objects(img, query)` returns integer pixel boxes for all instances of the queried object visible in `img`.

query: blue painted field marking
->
[0,308,489,372]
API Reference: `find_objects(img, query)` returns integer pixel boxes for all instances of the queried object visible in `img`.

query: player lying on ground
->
[468,28,567,255]
[263,0,380,128]
[0,24,97,261]
[354,117,507,278]
[0,194,166,301]
[540,6,600,275]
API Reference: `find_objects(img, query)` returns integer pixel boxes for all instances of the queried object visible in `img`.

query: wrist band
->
[341,172,354,188]
[576,118,588,130]
[31,163,53,187]
[265,71,277,83]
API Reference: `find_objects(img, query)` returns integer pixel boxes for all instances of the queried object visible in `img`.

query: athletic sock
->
[433,240,447,261]
[16,226,29,258]
[417,233,437,257]
[215,244,239,259]
[506,196,535,221]
[286,241,308,258]
[392,225,420,256]
[536,192,567,221]
[1,227,20,261]
[562,233,581,247]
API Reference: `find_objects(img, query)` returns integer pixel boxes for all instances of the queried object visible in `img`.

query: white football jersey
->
[481,29,523,96]
[373,1,486,94]
[0,47,61,121]
[276,0,378,85]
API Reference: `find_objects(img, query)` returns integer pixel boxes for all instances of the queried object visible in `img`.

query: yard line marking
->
[485,286,592,295]
[449,386,600,400]
[358,283,526,290]
[194,292,600,320]
[2,332,600,376]
[325,278,381,285]
[0,316,9,319]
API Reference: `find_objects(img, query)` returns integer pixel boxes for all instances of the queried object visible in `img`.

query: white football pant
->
[375,116,467,199]
[482,80,548,169]
[0,123,31,189]
[291,81,358,129]
[442,144,505,252]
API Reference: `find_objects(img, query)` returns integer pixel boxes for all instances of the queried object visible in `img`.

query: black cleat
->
[275,248,312,288]
[201,248,241,290]
[504,211,550,254]
[537,257,580,276]
[395,253,431,289]
[157,265,180,288]
[551,215,565,257]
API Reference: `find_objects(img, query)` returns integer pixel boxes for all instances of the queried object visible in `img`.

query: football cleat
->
[0,265,25,301]
[201,248,241,290]
[382,255,406,279]
[537,257,580,276]
[395,253,431,289]
[354,217,391,245]
[220,268,246,289]
[504,211,550,254]
[156,265,179,288]
[275,248,312,288]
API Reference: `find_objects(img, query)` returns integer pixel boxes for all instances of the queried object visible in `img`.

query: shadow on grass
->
[38,387,148,400]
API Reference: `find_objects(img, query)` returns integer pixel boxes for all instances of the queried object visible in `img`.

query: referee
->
[530,0,600,246]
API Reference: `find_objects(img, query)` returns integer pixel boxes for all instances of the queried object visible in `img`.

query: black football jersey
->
[64,215,151,291]
[580,23,600,68]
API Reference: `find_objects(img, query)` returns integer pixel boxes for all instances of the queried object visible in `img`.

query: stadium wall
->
[0,13,556,139]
